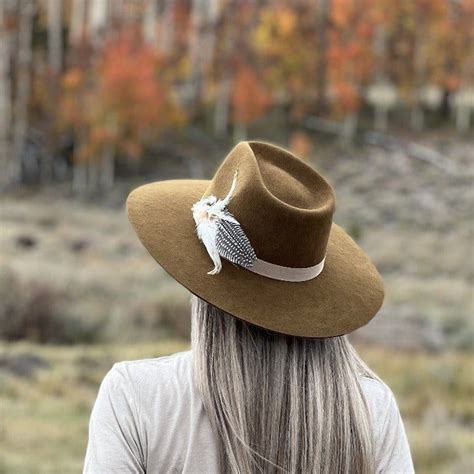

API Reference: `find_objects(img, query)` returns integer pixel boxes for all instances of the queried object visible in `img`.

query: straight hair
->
[190,294,379,474]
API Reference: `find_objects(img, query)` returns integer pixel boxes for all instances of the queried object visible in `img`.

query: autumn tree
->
[59,28,184,192]
[231,62,271,141]
[253,2,318,118]
[327,0,378,139]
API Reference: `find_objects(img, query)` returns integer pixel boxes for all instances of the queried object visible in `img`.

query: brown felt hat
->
[126,141,384,337]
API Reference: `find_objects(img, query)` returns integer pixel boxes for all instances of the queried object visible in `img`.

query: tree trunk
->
[214,77,232,135]
[72,132,87,193]
[87,160,100,192]
[187,0,219,108]
[233,122,247,143]
[372,26,390,131]
[315,0,330,114]
[456,106,471,133]
[159,0,174,54]
[44,0,63,184]
[0,1,13,189]
[72,162,87,193]
[48,0,63,73]
[200,0,218,71]
[374,106,388,132]
[213,2,236,136]
[100,144,115,190]
[411,30,425,131]
[340,113,358,145]
[11,0,35,185]
[143,0,157,45]
[373,25,387,83]
[186,0,206,107]
[88,0,109,46]
[69,0,86,45]
[410,105,424,131]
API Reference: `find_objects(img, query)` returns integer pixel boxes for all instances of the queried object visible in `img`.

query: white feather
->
[191,170,239,274]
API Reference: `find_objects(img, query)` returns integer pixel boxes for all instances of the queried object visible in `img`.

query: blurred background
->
[0,0,473,472]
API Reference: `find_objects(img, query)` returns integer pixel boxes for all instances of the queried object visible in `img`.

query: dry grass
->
[1,136,472,349]
[0,341,189,474]
[0,341,472,473]
[0,136,472,472]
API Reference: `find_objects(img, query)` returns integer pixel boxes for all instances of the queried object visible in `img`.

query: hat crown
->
[203,141,335,267]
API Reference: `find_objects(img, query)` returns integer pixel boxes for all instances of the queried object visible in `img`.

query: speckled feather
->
[191,169,257,275]
[215,210,257,268]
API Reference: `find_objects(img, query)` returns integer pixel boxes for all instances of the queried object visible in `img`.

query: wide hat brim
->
[127,179,384,338]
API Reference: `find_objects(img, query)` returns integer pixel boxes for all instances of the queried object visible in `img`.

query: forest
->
[1,0,473,193]
[1,1,473,472]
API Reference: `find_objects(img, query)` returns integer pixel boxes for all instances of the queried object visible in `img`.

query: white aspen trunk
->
[0,2,13,189]
[44,0,63,184]
[456,106,471,133]
[88,0,108,46]
[186,0,207,105]
[213,2,235,136]
[339,113,358,145]
[99,115,117,190]
[12,0,35,184]
[374,106,388,132]
[143,0,157,45]
[373,26,386,83]
[72,161,87,192]
[214,77,232,135]
[410,106,424,131]
[233,122,247,143]
[372,26,390,131]
[200,0,218,72]
[69,0,86,45]
[159,0,174,54]
[187,0,218,104]
[411,32,425,131]
[48,0,63,73]
[100,145,115,190]
[72,132,88,193]
[87,160,100,192]
[315,0,330,112]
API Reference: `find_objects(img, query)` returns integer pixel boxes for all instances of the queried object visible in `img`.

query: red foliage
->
[58,28,183,164]
[100,30,166,128]
[232,64,271,125]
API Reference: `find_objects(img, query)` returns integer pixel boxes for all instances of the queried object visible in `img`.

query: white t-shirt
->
[83,350,415,473]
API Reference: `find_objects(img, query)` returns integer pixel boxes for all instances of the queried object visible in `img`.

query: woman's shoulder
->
[360,376,395,404]
[114,350,192,371]
[111,349,193,378]
[359,376,402,433]
[360,377,414,472]
[104,351,197,425]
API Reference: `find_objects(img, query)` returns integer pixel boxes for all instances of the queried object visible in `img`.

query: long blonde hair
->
[190,294,379,474]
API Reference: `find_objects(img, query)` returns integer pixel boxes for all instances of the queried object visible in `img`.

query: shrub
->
[130,283,191,340]
[0,268,107,344]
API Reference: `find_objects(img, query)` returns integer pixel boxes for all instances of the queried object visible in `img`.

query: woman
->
[84,141,414,473]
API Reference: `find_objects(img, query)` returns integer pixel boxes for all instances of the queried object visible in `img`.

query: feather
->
[191,169,256,274]
[216,211,257,268]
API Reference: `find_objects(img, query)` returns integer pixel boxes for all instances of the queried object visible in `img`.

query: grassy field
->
[1,135,473,351]
[1,135,472,472]
[1,341,473,474]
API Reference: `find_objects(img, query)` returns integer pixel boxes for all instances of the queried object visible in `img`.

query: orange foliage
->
[289,132,313,160]
[330,82,361,116]
[327,0,377,116]
[58,29,184,164]
[232,65,271,125]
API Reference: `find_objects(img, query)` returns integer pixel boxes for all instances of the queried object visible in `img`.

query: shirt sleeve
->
[375,390,415,474]
[83,363,145,474]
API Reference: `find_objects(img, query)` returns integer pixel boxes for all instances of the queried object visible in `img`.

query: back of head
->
[191,295,377,474]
